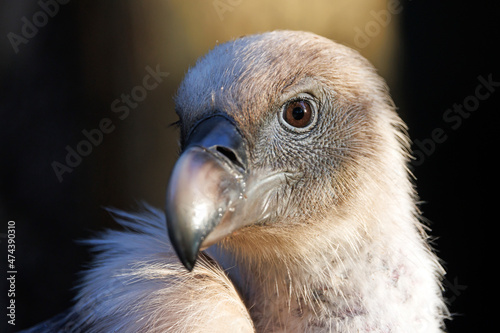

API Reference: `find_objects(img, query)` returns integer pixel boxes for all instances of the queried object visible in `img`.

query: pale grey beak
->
[166,116,247,271]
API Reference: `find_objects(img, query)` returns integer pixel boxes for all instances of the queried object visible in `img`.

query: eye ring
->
[279,96,317,132]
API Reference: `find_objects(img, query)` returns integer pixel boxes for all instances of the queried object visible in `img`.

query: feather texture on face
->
[23,31,448,333]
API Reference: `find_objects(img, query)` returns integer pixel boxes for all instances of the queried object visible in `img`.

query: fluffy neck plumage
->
[209,174,446,332]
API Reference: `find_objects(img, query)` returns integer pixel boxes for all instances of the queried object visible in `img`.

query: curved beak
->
[166,116,247,271]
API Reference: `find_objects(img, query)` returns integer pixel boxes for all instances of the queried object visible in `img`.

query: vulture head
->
[168,30,409,269]
[163,30,446,330]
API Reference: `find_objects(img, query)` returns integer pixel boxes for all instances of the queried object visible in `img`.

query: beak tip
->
[177,244,199,272]
[167,221,200,272]
[182,258,195,272]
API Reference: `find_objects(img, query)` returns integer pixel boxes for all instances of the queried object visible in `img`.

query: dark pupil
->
[292,106,304,120]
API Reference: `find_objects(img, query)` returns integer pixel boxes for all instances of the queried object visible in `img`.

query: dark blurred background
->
[0,1,497,332]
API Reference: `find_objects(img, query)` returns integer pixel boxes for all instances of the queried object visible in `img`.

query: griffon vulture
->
[24,30,448,332]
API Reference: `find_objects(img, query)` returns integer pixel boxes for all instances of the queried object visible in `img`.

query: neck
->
[208,199,445,332]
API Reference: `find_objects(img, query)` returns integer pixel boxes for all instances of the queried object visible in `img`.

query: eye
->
[283,100,313,128]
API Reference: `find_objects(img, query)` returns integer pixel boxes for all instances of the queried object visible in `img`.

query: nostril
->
[216,146,245,170]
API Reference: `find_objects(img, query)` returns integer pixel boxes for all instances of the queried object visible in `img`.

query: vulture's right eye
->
[283,100,312,128]
[280,97,317,132]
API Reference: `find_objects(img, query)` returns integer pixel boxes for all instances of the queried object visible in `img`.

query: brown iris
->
[283,100,313,128]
